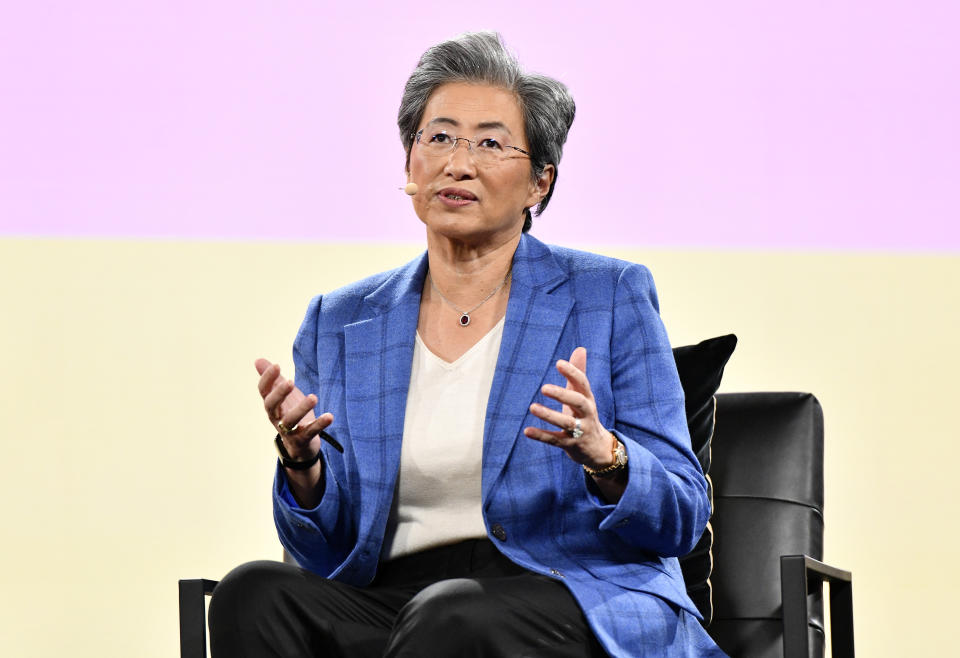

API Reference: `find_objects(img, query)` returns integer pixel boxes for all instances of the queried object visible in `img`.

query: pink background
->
[2,1,957,249]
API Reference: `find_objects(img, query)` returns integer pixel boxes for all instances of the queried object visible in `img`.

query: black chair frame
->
[781,555,854,657]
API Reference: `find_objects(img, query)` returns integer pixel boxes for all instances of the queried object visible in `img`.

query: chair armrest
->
[781,555,854,658]
[179,579,219,658]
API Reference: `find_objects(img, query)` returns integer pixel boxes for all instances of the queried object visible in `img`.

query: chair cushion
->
[673,333,737,625]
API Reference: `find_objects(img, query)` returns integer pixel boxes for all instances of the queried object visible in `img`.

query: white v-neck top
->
[381,317,506,560]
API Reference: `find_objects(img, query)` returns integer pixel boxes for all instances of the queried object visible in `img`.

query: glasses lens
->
[415,128,516,165]
[472,132,511,165]
[418,129,455,155]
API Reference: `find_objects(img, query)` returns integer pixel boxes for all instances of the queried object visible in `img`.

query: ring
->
[566,418,584,439]
[277,420,298,435]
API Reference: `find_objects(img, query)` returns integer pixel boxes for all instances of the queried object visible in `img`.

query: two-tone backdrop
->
[2,2,957,656]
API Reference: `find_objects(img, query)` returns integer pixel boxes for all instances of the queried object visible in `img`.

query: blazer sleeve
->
[272,294,356,574]
[589,264,710,557]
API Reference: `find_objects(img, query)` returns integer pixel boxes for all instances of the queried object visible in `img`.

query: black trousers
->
[208,539,608,658]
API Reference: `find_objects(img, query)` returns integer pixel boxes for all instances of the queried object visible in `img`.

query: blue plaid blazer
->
[274,233,723,656]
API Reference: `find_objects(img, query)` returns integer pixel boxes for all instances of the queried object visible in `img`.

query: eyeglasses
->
[413,128,530,166]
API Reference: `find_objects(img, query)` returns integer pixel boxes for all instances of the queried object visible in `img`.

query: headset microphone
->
[402,182,418,196]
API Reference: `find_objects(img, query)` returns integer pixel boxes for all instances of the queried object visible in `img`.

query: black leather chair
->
[708,392,853,657]
[180,391,854,657]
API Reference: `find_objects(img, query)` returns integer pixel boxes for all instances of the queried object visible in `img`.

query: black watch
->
[274,433,322,471]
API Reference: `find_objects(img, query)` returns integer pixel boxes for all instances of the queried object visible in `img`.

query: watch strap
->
[274,433,322,471]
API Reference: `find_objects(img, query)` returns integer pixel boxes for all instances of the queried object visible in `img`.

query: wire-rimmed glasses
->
[413,128,530,166]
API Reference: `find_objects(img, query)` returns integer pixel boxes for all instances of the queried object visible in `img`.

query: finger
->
[306,412,334,432]
[530,401,582,432]
[280,393,318,431]
[263,378,294,419]
[568,346,587,373]
[254,358,274,376]
[307,413,344,452]
[290,413,342,453]
[290,412,333,440]
[258,362,283,397]
[538,385,591,418]
[556,356,592,396]
[523,425,571,446]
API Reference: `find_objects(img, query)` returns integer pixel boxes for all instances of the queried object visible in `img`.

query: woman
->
[210,32,726,657]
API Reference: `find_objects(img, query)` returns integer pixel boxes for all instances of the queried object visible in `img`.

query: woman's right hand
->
[256,358,334,462]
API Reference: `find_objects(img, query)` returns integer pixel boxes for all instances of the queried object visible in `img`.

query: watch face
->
[615,443,627,466]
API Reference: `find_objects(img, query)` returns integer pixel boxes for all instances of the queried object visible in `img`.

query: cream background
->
[1,239,956,657]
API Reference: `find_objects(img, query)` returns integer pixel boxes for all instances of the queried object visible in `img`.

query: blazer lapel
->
[482,234,572,502]
[339,236,572,519]
[343,253,427,538]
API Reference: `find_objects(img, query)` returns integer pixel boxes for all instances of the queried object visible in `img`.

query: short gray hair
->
[398,32,576,232]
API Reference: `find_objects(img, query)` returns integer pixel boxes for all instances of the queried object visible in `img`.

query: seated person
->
[209,30,726,658]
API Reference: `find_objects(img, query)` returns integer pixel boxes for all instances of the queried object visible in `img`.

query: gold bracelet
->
[583,439,628,478]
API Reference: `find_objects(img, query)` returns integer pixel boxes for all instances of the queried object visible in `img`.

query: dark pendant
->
[459,313,471,326]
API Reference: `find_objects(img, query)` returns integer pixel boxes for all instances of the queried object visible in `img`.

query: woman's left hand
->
[524,347,618,471]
